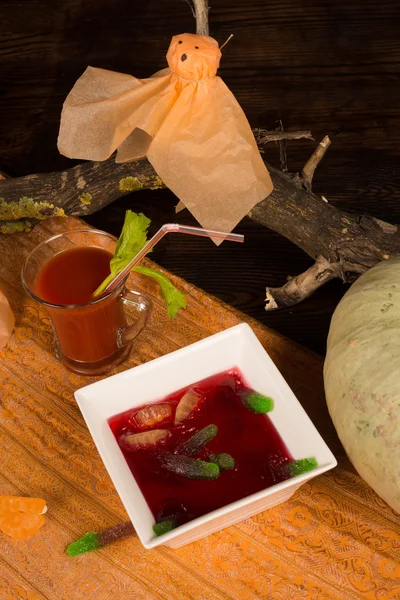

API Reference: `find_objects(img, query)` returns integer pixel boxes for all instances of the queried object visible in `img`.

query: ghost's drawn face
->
[167,33,221,80]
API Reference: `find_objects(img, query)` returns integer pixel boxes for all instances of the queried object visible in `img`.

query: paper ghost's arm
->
[58,66,172,162]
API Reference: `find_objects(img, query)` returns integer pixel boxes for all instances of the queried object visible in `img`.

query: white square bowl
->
[75,323,337,549]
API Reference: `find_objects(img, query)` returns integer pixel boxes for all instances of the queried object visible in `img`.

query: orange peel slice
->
[121,428,169,449]
[0,496,47,540]
[175,389,202,424]
[135,403,172,429]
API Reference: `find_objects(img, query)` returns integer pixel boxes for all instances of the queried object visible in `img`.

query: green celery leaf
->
[133,266,186,319]
[94,210,186,319]
[94,210,151,296]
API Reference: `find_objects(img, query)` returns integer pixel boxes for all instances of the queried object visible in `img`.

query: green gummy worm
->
[242,391,274,414]
[180,424,218,456]
[66,532,101,556]
[160,453,220,479]
[209,453,236,471]
[287,457,318,477]
[153,519,178,536]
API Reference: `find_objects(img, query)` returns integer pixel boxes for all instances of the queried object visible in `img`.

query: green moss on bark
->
[0,220,34,234]
[0,197,65,221]
[119,177,144,192]
[80,192,93,205]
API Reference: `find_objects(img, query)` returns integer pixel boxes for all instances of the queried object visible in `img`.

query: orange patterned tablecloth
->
[0,217,399,600]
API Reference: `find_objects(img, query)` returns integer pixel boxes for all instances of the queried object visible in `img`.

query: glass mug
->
[21,229,152,376]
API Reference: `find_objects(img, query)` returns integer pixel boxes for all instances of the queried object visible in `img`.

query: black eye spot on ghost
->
[195,46,199,49]
[178,40,183,44]
[181,53,188,62]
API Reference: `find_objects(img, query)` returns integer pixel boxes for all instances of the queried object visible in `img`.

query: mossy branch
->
[0,158,163,224]
[0,219,38,234]
[1,133,399,310]
[0,196,64,222]
[0,128,307,228]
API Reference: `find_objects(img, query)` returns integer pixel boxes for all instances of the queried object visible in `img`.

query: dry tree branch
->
[254,129,314,146]
[183,0,196,18]
[301,135,332,191]
[192,0,209,36]
[220,34,234,50]
[0,0,398,311]
[0,133,399,309]
[265,256,341,310]
[276,120,288,172]
[0,129,312,231]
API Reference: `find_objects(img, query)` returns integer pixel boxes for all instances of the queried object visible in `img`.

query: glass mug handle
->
[117,288,152,348]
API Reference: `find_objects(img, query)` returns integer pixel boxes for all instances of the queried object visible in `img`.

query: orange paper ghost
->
[58,34,273,236]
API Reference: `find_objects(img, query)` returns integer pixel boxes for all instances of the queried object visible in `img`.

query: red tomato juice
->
[35,246,127,363]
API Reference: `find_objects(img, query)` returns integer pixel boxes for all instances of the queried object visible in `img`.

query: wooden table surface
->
[1,0,400,354]
[0,216,399,600]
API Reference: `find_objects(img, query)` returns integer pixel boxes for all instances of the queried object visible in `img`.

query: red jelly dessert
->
[108,367,296,530]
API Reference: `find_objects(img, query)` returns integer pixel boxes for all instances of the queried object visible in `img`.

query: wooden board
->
[0,217,398,600]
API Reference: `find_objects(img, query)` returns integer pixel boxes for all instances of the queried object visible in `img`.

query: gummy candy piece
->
[67,521,135,556]
[120,428,169,449]
[209,453,235,471]
[0,496,47,515]
[0,496,47,540]
[241,391,274,414]
[175,389,202,423]
[286,457,318,477]
[159,453,220,479]
[67,532,101,556]
[135,403,172,429]
[153,518,178,536]
[180,424,218,456]
[0,511,46,540]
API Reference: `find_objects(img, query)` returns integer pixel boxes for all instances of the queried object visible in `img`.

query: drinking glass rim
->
[21,228,126,309]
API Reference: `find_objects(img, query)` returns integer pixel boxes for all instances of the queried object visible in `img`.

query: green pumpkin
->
[324,257,400,513]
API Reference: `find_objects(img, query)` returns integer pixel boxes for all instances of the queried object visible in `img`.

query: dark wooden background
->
[1,0,400,355]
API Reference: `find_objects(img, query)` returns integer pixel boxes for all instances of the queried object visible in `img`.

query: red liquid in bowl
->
[108,368,293,525]
[36,246,127,362]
